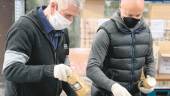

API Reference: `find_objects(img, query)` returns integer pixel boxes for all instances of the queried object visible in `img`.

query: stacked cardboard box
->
[153,41,170,88]
[158,41,170,74]
[165,21,170,40]
[80,18,98,48]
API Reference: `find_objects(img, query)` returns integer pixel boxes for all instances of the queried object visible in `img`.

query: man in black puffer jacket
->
[2,0,80,96]
[87,0,156,96]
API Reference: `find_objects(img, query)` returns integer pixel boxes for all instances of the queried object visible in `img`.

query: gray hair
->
[56,0,80,11]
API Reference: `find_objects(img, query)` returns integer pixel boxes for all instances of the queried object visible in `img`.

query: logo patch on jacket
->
[64,44,68,49]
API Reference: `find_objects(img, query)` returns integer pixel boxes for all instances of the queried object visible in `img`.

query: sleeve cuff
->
[43,65,55,78]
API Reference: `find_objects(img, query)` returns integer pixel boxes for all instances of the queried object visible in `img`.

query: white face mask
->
[49,11,72,30]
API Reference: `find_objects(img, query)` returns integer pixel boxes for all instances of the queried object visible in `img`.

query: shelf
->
[156,74,170,81]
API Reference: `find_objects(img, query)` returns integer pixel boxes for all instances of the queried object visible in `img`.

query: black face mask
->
[123,17,140,28]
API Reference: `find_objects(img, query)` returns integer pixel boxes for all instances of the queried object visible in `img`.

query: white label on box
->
[150,20,165,39]
[159,57,170,74]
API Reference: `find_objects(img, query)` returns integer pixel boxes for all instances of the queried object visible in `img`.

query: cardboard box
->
[158,50,170,74]
[158,41,170,51]
[69,48,90,76]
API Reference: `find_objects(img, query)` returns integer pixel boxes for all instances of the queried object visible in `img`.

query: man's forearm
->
[87,65,115,92]
[3,63,54,83]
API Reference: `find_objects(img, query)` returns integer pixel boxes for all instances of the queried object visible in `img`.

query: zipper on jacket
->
[130,32,135,90]
[54,50,57,63]
[41,31,57,64]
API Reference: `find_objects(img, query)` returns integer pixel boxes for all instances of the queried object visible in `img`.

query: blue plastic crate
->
[148,88,170,96]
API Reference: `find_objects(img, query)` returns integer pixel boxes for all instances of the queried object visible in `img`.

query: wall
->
[82,0,104,18]
[0,0,14,71]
